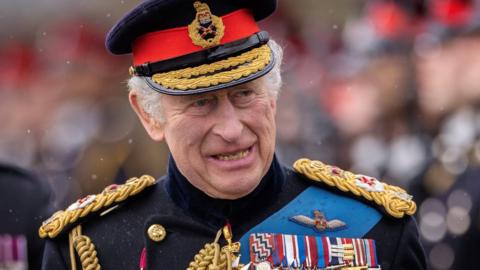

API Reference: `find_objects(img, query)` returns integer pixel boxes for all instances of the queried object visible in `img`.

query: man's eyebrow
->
[176,93,212,103]
[230,82,256,91]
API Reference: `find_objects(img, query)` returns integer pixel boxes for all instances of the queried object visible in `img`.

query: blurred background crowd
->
[0,0,479,269]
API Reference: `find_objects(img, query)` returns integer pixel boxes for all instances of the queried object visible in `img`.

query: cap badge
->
[188,1,225,48]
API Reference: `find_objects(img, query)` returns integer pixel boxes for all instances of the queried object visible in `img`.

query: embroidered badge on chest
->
[188,1,225,48]
[289,210,347,232]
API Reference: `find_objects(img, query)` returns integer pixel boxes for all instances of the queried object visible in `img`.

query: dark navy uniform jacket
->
[0,163,53,270]
[42,157,426,269]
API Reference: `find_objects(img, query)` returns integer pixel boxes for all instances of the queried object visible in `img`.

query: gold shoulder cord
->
[39,175,156,239]
[187,225,241,270]
[293,158,417,218]
[69,225,100,270]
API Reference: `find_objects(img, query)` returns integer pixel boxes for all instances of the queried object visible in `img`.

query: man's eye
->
[232,89,255,105]
[236,90,253,97]
[192,98,210,107]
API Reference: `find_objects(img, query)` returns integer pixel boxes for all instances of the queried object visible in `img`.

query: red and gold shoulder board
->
[293,158,416,218]
[38,175,156,239]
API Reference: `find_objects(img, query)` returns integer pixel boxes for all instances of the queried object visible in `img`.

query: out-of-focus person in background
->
[318,1,480,269]
[0,3,169,269]
[409,0,480,269]
[0,163,53,270]
[266,7,341,166]
[27,18,170,204]
[0,14,169,208]
[321,0,426,185]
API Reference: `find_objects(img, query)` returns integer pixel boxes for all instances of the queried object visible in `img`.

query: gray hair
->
[128,39,283,122]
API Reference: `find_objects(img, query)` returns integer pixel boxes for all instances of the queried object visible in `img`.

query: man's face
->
[415,44,457,117]
[140,80,277,199]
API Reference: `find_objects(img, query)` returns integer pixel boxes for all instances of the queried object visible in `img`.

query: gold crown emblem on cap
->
[188,1,225,48]
[193,1,210,13]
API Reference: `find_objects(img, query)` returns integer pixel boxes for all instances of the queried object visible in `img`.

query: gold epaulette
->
[39,175,156,239]
[293,158,416,218]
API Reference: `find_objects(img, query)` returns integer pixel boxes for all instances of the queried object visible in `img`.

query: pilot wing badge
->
[289,210,347,232]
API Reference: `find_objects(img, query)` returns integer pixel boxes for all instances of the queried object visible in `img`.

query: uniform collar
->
[165,155,285,228]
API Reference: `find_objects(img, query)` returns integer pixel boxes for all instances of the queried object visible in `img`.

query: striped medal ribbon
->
[248,233,380,269]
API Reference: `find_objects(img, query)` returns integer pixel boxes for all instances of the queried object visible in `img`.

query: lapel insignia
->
[188,1,225,48]
[289,210,347,232]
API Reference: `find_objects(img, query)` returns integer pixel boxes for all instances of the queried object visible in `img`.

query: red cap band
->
[132,9,260,65]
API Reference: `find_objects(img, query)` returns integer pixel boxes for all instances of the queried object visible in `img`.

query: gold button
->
[147,224,166,242]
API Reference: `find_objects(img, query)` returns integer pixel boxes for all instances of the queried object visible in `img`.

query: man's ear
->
[129,91,165,142]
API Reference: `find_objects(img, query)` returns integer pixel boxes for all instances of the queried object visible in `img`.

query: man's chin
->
[210,187,257,200]
[208,175,262,199]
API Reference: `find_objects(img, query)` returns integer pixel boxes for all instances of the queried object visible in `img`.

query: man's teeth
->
[216,149,249,161]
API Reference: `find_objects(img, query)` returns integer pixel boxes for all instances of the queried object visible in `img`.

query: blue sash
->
[239,185,382,264]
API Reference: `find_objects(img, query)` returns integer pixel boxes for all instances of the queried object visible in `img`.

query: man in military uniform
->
[0,163,53,270]
[40,1,426,269]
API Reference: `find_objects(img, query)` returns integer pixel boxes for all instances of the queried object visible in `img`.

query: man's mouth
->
[213,147,251,161]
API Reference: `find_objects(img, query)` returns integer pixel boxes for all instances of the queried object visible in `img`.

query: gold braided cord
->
[293,158,417,218]
[157,45,269,78]
[69,225,101,270]
[39,175,156,239]
[69,227,78,270]
[152,45,272,90]
[187,229,233,270]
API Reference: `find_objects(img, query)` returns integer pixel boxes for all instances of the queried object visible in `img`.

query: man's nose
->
[211,98,243,142]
